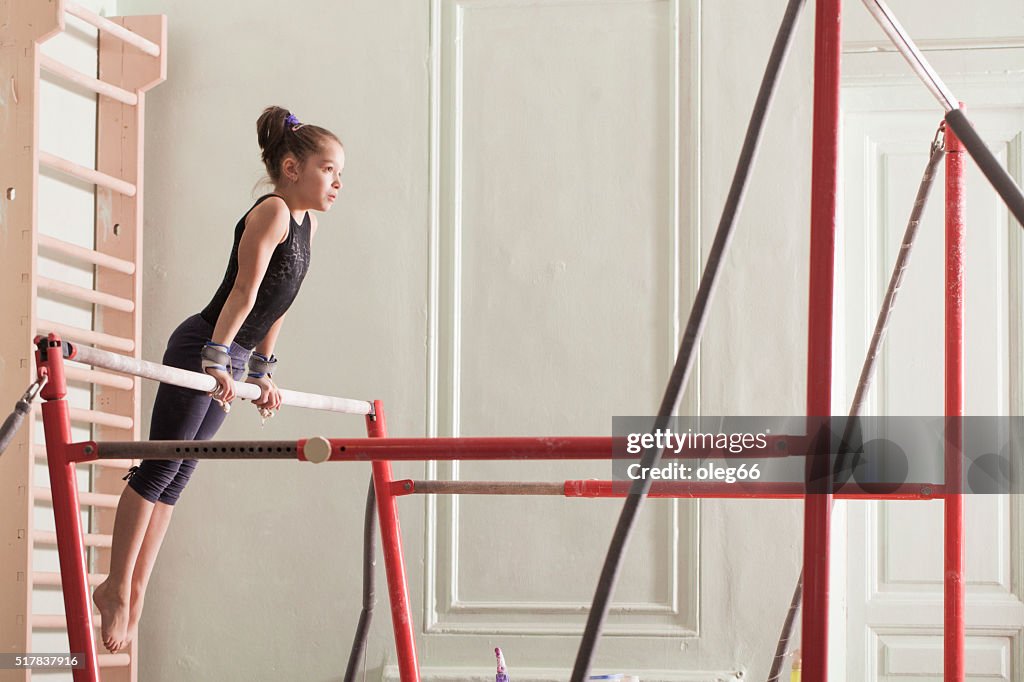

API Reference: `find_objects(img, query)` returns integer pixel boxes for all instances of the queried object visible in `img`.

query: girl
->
[92,106,344,653]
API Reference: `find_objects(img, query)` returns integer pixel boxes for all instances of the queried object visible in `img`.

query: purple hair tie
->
[285,113,301,129]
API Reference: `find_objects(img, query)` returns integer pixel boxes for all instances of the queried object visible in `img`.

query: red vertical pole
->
[804,0,842,679]
[944,111,966,682]
[35,336,100,682]
[365,401,420,681]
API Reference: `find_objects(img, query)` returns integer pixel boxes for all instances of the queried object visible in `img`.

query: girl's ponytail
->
[256,106,340,184]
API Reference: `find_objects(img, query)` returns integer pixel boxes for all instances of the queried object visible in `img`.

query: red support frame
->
[366,402,421,681]
[804,0,842,678]
[944,111,967,682]
[34,335,101,682]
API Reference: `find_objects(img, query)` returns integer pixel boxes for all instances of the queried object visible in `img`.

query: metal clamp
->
[22,375,48,403]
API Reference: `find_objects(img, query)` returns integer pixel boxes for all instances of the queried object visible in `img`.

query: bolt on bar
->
[76,434,815,463]
[81,437,614,462]
[70,343,373,415]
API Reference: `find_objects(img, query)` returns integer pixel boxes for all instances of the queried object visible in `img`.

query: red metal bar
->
[295,435,807,462]
[35,335,100,682]
[944,111,966,682]
[297,436,610,461]
[566,480,938,500]
[389,479,945,500]
[804,0,842,678]
[366,402,420,681]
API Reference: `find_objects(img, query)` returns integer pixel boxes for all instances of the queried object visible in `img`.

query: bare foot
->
[92,579,129,653]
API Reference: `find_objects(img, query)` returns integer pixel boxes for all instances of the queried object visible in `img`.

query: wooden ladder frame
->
[0,2,165,679]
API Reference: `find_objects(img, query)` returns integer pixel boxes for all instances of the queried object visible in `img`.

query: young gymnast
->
[92,106,344,653]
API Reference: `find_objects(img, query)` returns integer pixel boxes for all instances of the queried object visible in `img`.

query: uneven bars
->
[69,343,373,416]
[861,0,1024,227]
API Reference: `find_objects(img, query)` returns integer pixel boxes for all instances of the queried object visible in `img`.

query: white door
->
[840,8,1024,678]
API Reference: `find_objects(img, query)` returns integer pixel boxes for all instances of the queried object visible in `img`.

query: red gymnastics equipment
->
[25,1,1024,680]
[32,260,960,682]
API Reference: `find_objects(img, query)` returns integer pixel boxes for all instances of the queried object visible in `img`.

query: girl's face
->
[291,140,345,211]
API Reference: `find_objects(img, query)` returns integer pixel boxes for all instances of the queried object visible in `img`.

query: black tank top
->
[200,194,311,349]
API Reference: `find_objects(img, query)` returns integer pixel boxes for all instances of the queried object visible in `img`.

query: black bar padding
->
[945,108,1024,229]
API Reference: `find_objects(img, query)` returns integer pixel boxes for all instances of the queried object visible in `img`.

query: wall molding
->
[423,0,703,648]
[844,36,1024,54]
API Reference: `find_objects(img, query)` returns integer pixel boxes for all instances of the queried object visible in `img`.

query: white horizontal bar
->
[39,54,138,105]
[38,276,135,312]
[34,529,112,548]
[860,0,958,111]
[34,486,120,508]
[33,571,107,587]
[32,403,134,429]
[65,2,160,57]
[38,234,136,274]
[64,364,136,390]
[72,344,374,416]
[39,151,136,197]
[37,319,135,352]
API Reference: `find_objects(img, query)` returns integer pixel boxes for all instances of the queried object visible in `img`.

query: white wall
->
[101,0,813,678]
[101,0,1024,680]
[114,1,435,679]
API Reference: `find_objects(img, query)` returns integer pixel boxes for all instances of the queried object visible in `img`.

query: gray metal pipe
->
[90,440,300,460]
[861,0,958,111]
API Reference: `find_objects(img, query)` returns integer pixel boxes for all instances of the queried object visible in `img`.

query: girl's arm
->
[206,198,290,403]
[210,198,290,346]
[254,313,286,358]
[246,313,286,411]
[246,210,315,410]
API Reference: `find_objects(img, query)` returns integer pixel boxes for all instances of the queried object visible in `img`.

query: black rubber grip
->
[945,108,1024,229]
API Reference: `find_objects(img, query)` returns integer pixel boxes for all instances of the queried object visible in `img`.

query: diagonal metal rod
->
[766,131,946,682]
[343,477,377,682]
[862,0,1024,229]
[945,109,1024,229]
[569,0,809,678]
[861,0,957,111]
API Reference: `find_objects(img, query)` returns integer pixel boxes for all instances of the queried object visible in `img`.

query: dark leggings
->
[125,314,251,505]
